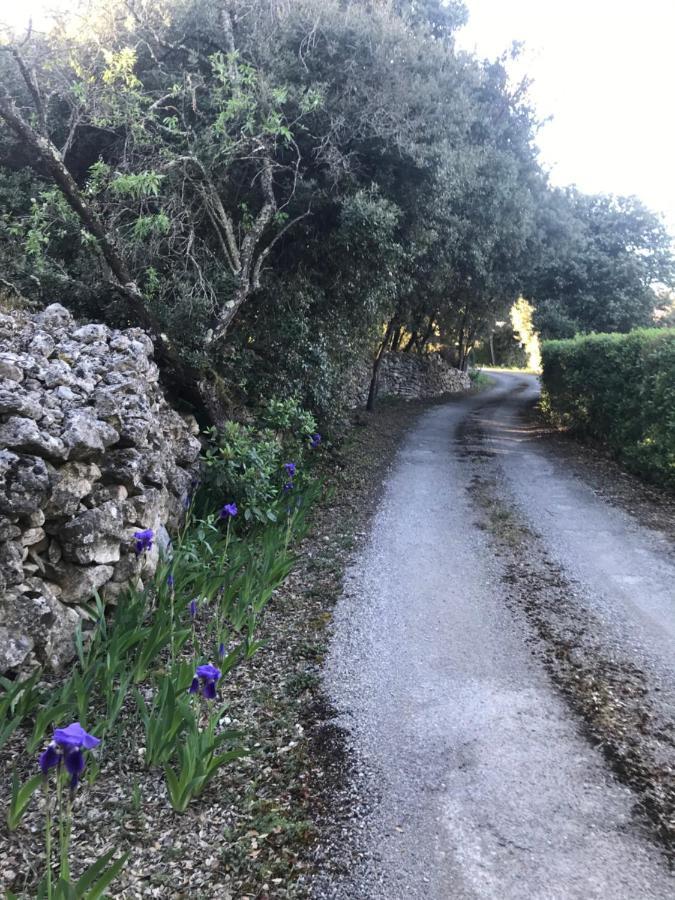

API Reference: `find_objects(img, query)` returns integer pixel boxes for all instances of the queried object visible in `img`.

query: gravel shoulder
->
[315,377,675,899]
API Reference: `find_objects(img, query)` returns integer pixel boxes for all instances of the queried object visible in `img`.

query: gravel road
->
[318,373,675,899]
[481,372,675,702]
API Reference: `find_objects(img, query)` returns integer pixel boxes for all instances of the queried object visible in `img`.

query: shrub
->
[259,397,317,453]
[541,328,675,486]
[201,421,283,523]
[200,397,318,524]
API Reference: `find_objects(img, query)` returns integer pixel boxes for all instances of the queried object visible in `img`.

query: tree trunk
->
[457,325,476,372]
[211,160,277,345]
[458,341,470,371]
[402,330,417,352]
[489,332,496,366]
[0,92,139,299]
[417,313,437,354]
[367,320,396,412]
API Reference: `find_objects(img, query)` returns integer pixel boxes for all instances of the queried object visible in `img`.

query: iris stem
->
[56,775,65,882]
[191,691,201,724]
[285,511,292,551]
[217,518,232,640]
[43,782,53,900]
[169,583,175,664]
[62,790,72,884]
[55,773,72,884]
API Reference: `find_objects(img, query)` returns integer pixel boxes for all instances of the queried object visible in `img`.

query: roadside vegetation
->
[0,397,322,897]
[541,329,675,487]
[0,393,427,898]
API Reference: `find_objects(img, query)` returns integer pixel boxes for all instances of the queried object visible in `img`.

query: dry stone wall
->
[344,351,470,408]
[0,304,201,674]
[379,351,470,399]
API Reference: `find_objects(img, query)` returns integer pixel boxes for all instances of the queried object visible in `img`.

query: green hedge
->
[541,328,675,486]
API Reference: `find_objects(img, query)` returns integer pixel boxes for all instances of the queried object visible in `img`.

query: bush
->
[541,328,675,486]
[200,397,319,524]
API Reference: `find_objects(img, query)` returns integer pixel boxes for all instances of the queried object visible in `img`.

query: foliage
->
[468,369,493,387]
[0,670,43,753]
[164,710,244,813]
[135,676,194,768]
[510,298,541,371]
[6,771,43,832]
[526,189,674,339]
[201,396,318,523]
[541,328,675,485]
[3,427,322,874]
[201,422,290,523]
[1,0,667,422]
[473,299,542,369]
[260,395,319,463]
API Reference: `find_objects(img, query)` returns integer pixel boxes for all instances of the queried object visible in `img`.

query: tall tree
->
[525,187,674,338]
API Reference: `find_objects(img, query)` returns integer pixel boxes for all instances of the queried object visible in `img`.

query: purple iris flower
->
[167,573,175,588]
[218,642,226,660]
[134,529,154,556]
[39,722,100,788]
[283,481,293,493]
[188,598,198,618]
[53,722,100,751]
[189,663,222,700]
[39,743,60,775]
[283,462,296,478]
[310,433,322,449]
[219,502,238,519]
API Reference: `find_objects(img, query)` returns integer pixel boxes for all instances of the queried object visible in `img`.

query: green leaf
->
[0,714,23,754]
[164,765,182,809]
[7,771,43,830]
[54,877,77,899]
[74,849,129,899]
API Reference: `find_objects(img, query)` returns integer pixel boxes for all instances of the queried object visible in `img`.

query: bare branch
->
[0,44,48,135]
[252,208,312,289]
[164,154,242,271]
[60,104,82,158]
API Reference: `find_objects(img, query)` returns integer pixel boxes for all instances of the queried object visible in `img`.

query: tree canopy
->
[0,0,671,421]
[524,187,674,339]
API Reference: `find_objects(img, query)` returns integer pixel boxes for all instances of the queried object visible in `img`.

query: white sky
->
[456,0,675,236]
[1,0,674,235]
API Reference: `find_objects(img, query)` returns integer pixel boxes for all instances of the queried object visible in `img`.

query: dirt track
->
[317,373,675,899]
